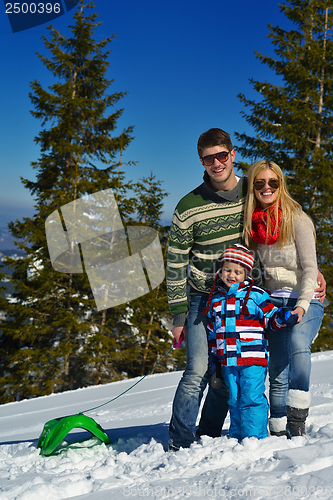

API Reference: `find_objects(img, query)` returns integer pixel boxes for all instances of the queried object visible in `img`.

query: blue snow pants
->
[223,365,268,441]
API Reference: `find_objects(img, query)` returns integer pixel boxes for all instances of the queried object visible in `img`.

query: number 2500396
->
[6,3,61,14]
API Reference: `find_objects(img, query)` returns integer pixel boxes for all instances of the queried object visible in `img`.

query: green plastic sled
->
[37,413,111,456]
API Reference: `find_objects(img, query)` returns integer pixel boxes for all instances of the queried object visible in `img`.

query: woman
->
[244,160,324,438]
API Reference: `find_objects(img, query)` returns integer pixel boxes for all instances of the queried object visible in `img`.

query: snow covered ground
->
[1,351,333,500]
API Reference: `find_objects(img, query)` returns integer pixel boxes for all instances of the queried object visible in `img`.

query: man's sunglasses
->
[201,151,231,167]
[253,179,280,191]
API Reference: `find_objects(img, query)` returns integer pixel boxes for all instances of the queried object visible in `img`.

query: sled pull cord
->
[79,334,184,414]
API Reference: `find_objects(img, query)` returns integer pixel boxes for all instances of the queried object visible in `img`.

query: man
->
[166,128,326,451]
[167,128,247,451]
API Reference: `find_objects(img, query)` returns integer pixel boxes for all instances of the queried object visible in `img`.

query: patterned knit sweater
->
[166,175,247,316]
[207,281,284,367]
[257,212,318,313]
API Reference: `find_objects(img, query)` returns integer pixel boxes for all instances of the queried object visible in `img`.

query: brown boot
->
[285,390,311,439]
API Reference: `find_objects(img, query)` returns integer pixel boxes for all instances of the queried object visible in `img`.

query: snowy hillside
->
[1,351,333,499]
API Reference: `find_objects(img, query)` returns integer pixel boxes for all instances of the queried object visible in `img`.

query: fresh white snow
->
[1,351,333,499]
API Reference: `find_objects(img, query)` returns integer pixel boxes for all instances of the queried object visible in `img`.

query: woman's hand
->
[315,271,326,303]
[291,307,304,323]
[172,325,187,343]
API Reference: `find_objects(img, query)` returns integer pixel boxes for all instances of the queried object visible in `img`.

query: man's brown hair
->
[197,128,233,158]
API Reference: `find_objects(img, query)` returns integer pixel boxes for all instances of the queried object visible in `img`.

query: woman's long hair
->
[244,160,305,248]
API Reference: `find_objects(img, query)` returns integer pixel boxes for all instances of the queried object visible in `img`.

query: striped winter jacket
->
[207,280,284,367]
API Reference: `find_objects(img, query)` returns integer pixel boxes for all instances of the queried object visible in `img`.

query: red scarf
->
[250,204,282,245]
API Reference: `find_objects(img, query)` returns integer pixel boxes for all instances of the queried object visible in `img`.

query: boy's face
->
[220,261,246,288]
[200,145,236,191]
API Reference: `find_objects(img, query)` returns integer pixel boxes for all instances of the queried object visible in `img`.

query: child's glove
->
[208,352,222,390]
[276,307,298,327]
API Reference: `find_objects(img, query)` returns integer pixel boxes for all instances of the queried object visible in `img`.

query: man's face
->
[200,145,236,191]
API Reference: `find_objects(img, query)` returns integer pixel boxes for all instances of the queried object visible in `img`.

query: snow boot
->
[168,439,180,452]
[269,416,287,437]
[168,439,191,452]
[286,389,311,439]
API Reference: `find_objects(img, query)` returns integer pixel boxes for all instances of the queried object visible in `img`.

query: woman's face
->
[253,168,280,209]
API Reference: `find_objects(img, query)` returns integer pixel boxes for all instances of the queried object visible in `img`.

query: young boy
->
[204,244,297,441]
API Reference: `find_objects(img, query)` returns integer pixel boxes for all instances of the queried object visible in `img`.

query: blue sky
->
[0,0,289,226]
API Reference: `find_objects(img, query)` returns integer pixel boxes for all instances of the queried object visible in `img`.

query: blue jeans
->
[169,294,229,448]
[224,365,268,440]
[267,298,324,419]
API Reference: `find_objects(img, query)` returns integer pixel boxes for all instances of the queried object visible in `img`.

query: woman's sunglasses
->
[201,151,231,167]
[253,179,280,191]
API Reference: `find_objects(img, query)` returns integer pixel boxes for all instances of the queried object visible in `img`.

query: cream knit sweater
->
[257,211,318,313]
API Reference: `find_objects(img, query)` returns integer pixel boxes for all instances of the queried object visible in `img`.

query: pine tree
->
[79,174,183,382]
[124,174,185,377]
[0,0,138,402]
[235,0,333,350]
